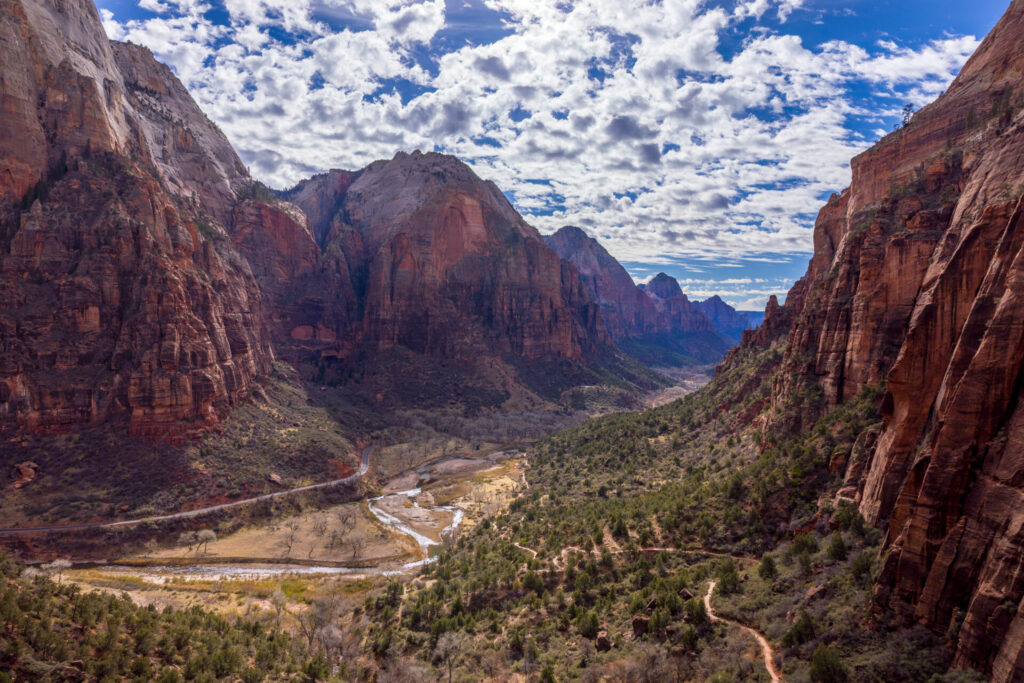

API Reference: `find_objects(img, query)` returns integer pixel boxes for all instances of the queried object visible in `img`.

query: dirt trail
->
[0,447,373,534]
[705,579,782,683]
[513,542,538,559]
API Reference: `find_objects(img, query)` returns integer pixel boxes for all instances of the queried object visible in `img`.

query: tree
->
[42,558,72,584]
[178,531,197,553]
[271,589,288,628]
[715,559,740,594]
[758,554,778,580]
[196,529,216,555]
[783,611,815,647]
[280,521,299,558]
[435,632,466,683]
[576,610,599,639]
[827,534,848,562]
[810,644,848,682]
[901,103,916,128]
[303,653,329,682]
[851,552,872,582]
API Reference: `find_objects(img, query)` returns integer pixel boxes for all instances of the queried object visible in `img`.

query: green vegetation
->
[0,554,316,681]
[326,341,952,680]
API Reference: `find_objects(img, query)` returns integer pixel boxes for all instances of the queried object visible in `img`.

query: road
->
[705,579,782,683]
[0,446,373,535]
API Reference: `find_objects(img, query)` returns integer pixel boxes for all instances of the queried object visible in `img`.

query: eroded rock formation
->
[544,227,732,364]
[284,154,609,366]
[729,1,1024,677]
[0,0,275,441]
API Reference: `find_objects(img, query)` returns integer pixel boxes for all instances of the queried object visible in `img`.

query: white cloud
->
[97,0,979,282]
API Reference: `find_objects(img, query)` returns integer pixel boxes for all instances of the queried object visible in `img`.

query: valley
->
[3,0,1024,681]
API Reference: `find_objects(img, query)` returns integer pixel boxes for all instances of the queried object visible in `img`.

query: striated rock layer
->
[544,227,732,364]
[283,155,609,368]
[727,1,1024,677]
[0,0,278,441]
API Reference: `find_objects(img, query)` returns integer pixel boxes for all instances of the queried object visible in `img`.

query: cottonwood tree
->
[178,531,197,553]
[271,589,288,628]
[42,559,71,583]
[435,632,467,683]
[280,521,300,558]
[196,529,216,555]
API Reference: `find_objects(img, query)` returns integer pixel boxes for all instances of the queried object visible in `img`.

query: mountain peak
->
[645,273,684,300]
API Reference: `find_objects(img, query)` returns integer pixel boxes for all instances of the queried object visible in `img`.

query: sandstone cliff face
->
[731,1,1024,677]
[695,295,752,343]
[285,153,609,365]
[642,273,720,336]
[0,0,275,441]
[542,225,733,364]
[544,226,662,341]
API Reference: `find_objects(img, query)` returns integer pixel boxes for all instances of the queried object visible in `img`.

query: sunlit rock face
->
[285,152,609,364]
[0,0,277,441]
[721,1,1024,677]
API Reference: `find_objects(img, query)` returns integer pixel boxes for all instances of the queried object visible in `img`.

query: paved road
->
[705,579,782,682]
[0,446,373,535]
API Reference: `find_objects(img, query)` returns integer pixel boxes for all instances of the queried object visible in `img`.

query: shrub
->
[827,534,848,562]
[851,552,873,582]
[576,610,599,639]
[810,643,848,682]
[783,611,816,647]
[758,554,778,580]
[793,533,819,556]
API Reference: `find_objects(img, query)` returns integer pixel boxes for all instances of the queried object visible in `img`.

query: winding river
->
[93,462,471,581]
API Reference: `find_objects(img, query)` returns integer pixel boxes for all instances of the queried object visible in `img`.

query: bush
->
[576,610,599,639]
[827,534,848,562]
[783,611,816,647]
[810,643,848,682]
[715,559,741,594]
[758,554,778,580]
[793,533,819,556]
[851,552,872,582]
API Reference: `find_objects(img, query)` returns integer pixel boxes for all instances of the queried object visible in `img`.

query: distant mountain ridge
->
[545,226,741,366]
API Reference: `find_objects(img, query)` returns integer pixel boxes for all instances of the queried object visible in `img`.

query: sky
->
[96,0,1008,310]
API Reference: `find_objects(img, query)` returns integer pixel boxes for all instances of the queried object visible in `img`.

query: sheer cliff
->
[544,227,732,365]
[0,0,277,441]
[726,1,1024,677]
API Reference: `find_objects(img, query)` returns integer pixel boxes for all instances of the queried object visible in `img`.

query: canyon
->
[0,0,726,452]
[4,0,1024,679]
[727,0,1024,677]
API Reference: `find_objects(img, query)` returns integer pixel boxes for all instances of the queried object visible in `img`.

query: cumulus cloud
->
[98,0,980,308]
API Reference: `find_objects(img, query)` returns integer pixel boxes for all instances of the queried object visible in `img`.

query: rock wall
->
[0,0,275,441]
[729,1,1024,677]
[286,152,609,364]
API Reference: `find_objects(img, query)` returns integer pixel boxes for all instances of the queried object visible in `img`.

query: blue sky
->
[97,0,1007,310]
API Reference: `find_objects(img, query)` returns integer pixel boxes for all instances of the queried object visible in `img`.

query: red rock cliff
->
[731,1,1024,677]
[285,153,609,365]
[0,0,276,441]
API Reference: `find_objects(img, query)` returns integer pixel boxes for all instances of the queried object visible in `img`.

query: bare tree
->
[280,520,300,558]
[196,529,216,555]
[271,589,288,628]
[42,559,72,584]
[316,623,344,675]
[178,530,197,554]
[378,658,429,683]
[312,518,328,538]
[349,536,364,560]
[435,632,467,683]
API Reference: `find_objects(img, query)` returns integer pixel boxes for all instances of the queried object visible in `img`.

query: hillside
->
[545,227,732,365]
[0,0,670,522]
